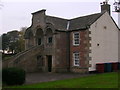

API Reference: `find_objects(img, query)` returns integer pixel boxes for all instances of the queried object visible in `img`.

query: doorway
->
[47,55,52,72]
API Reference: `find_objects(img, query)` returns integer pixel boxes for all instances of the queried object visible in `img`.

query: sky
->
[0,0,119,34]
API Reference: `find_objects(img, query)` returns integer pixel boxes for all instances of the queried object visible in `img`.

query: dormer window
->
[73,32,80,46]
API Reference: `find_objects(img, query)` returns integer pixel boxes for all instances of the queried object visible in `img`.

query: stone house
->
[3,2,120,73]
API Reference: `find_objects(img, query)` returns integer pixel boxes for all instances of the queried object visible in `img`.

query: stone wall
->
[70,30,89,73]
[3,45,44,72]
[53,32,70,72]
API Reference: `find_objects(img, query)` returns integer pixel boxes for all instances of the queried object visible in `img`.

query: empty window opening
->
[48,37,52,43]
[38,38,41,45]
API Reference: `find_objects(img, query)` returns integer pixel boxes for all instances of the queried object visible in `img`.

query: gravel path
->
[25,72,93,84]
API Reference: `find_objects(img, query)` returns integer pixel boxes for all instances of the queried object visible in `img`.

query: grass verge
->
[4,72,119,88]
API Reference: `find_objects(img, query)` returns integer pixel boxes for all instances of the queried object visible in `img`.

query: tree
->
[2,27,26,54]
[2,34,10,53]
[9,41,18,54]
[16,27,26,52]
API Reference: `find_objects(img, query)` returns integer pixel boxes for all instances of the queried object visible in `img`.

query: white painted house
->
[88,3,120,71]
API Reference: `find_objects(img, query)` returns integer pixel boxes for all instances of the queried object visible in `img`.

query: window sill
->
[73,65,80,67]
[71,66,81,69]
[73,44,80,47]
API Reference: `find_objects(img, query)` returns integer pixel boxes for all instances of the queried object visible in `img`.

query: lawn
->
[5,72,119,88]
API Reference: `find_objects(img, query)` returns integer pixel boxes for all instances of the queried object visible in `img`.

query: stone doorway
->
[47,55,52,72]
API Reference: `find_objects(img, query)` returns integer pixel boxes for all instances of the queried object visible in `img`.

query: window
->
[48,37,52,43]
[73,52,80,66]
[73,32,80,46]
[38,38,41,45]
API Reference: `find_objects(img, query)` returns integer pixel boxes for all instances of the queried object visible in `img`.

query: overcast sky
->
[0,0,119,34]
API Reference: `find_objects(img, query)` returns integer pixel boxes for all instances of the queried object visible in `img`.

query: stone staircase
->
[3,45,44,72]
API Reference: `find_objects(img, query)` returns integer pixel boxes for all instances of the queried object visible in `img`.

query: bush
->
[2,67,26,85]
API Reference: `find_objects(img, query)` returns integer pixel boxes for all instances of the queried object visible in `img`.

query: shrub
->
[2,67,26,85]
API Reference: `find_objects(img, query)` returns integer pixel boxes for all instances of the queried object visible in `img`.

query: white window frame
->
[73,32,80,46]
[73,52,80,66]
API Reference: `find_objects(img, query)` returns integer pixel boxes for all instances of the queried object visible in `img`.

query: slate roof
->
[68,13,104,30]
[46,15,68,31]
[46,12,104,31]
[25,11,119,39]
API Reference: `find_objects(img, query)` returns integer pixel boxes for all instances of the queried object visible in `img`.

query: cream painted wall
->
[89,12,119,71]
[118,14,120,64]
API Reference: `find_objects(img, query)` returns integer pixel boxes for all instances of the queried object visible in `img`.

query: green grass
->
[5,72,119,88]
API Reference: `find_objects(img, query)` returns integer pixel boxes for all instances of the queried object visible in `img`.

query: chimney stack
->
[101,1,111,15]
[32,9,46,28]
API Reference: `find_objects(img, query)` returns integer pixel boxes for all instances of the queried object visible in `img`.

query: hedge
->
[2,67,26,85]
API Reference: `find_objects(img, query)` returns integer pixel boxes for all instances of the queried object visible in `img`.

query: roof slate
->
[69,13,103,30]
[45,12,104,31]
[46,15,68,31]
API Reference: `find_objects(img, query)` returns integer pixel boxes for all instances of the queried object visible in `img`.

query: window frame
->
[73,52,80,66]
[73,32,80,46]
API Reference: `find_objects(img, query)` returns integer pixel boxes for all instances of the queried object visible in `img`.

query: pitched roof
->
[45,12,104,31]
[46,15,68,31]
[69,12,104,30]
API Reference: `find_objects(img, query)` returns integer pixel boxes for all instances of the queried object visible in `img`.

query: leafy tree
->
[2,27,26,54]
[15,27,26,53]
[9,41,18,54]
[2,34,10,53]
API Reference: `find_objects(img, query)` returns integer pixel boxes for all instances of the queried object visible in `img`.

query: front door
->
[47,55,52,72]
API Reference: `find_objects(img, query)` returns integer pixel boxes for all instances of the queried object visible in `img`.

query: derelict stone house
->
[3,2,120,73]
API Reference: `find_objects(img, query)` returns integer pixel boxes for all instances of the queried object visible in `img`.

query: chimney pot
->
[101,3,111,15]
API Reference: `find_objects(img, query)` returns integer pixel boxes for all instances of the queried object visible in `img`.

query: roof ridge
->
[69,12,102,20]
[46,15,68,20]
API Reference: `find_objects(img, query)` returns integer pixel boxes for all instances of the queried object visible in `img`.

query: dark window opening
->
[38,38,41,45]
[48,37,52,43]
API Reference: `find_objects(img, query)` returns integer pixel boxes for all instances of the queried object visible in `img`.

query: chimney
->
[32,9,46,28]
[32,9,46,15]
[101,1,111,15]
